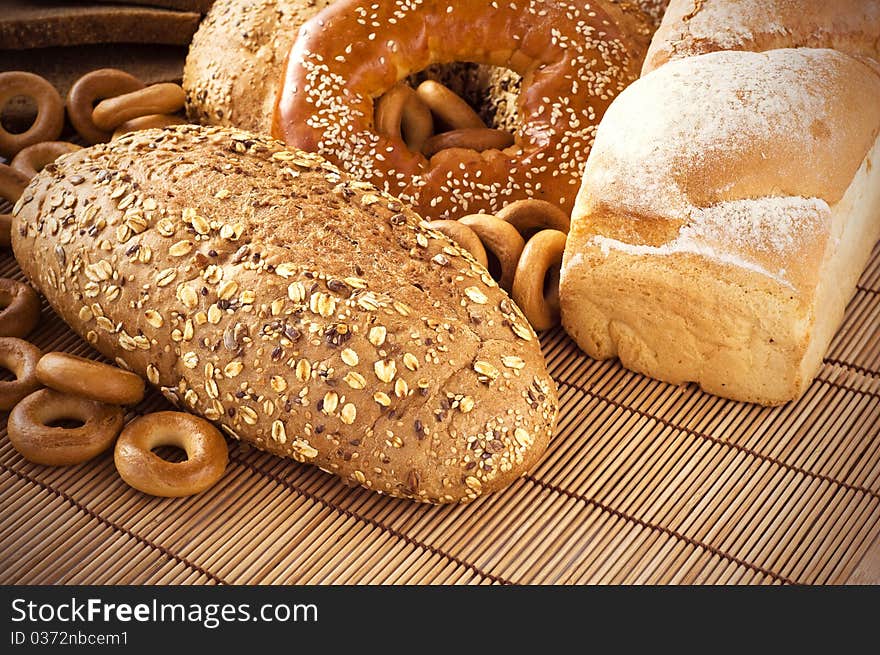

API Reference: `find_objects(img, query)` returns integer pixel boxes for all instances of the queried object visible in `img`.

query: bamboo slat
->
[0,208,877,584]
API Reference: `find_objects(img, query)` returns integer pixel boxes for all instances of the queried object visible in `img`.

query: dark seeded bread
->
[0,1,201,49]
[91,0,216,13]
[11,125,558,503]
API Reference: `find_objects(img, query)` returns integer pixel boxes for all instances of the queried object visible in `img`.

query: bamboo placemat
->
[0,207,877,584]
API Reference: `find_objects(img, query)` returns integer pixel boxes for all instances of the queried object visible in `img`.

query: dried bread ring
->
[496,199,571,235]
[422,128,514,158]
[10,142,81,179]
[0,164,30,203]
[375,84,434,152]
[425,220,489,268]
[0,215,13,249]
[112,114,187,140]
[0,278,41,339]
[0,72,64,159]
[0,337,42,411]
[416,80,485,131]
[459,213,525,291]
[36,352,145,406]
[114,411,228,497]
[92,83,186,131]
[67,69,146,144]
[512,229,567,331]
[8,389,124,466]
[0,164,31,248]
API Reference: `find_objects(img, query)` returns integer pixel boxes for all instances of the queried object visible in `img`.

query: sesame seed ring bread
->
[424,220,488,269]
[274,0,651,219]
[11,142,82,180]
[374,83,434,154]
[114,411,228,497]
[0,337,42,411]
[12,124,558,504]
[112,114,188,140]
[512,229,567,332]
[458,214,526,292]
[67,68,146,144]
[92,83,186,132]
[7,388,124,466]
[0,72,65,159]
[36,352,146,406]
[0,278,41,339]
[422,128,515,160]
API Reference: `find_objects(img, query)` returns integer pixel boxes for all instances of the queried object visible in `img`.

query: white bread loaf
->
[560,2,880,405]
[643,0,880,73]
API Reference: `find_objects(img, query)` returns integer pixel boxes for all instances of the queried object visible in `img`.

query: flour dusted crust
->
[183,0,334,133]
[643,0,880,73]
[11,125,557,503]
[560,48,880,404]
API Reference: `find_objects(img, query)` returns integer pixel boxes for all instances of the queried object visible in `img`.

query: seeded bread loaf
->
[11,125,558,503]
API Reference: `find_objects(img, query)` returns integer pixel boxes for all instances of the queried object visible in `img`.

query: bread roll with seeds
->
[183,0,334,133]
[11,125,558,504]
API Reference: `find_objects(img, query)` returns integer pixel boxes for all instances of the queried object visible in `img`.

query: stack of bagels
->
[6,0,880,504]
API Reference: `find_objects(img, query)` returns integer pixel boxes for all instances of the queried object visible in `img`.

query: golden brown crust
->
[12,124,558,503]
[275,0,651,219]
[183,0,334,133]
[644,0,880,73]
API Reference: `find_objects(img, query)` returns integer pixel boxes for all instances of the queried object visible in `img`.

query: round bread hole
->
[0,363,16,382]
[408,62,521,132]
[151,444,188,463]
[0,95,38,136]
[44,417,87,430]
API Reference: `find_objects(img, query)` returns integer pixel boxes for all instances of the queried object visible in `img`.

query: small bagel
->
[114,411,228,497]
[416,80,485,131]
[0,164,31,248]
[7,388,124,466]
[0,163,31,204]
[375,84,413,140]
[459,214,526,291]
[36,352,145,406]
[511,229,567,331]
[0,215,12,249]
[10,141,81,179]
[401,92,434,153]
[67,69,146,144]
[425,220,489,268]
[422,128,514,158]
[0,72,65,159]
[92,83,186,132]
[375,84,434,153]
[112,114,187,140]
[0,337,42,411]
[496,199,571,235]
[0,278,41,339]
